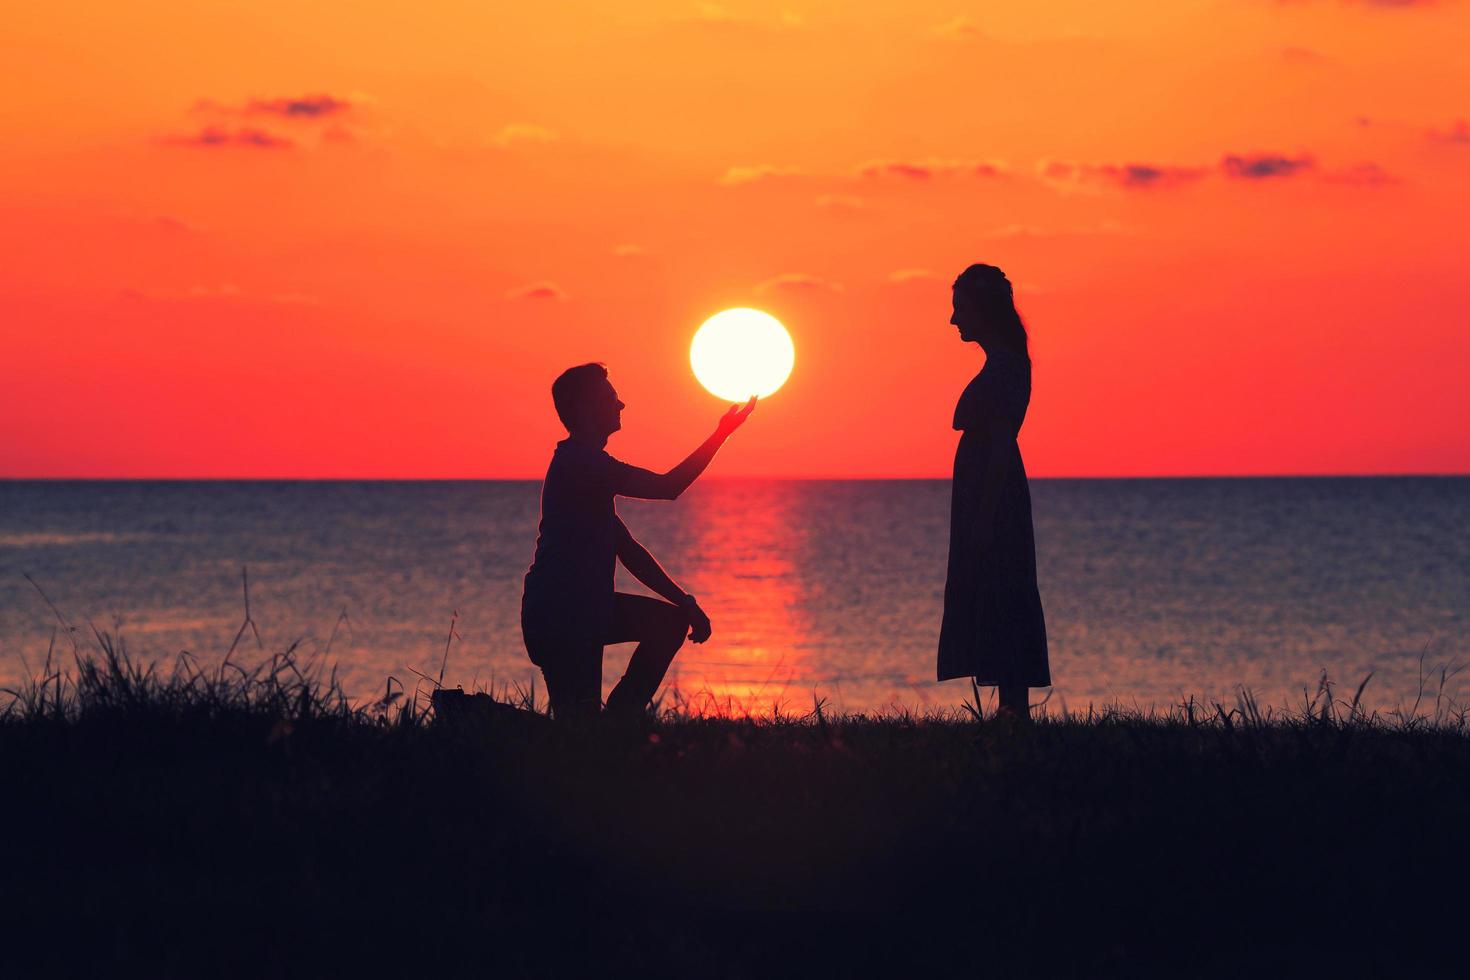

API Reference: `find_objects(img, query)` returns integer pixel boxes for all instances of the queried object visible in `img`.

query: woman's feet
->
[995,684,1033,726]
[991,705,1033,728]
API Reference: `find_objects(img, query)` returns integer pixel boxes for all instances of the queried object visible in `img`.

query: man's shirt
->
[521,439,643,639]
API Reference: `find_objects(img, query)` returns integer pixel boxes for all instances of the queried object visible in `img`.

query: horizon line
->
[3,472,1468,482]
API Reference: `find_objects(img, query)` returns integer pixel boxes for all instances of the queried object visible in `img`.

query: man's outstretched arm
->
[614,397,756,500]
[614,518,687,604]
[615,519,711,641]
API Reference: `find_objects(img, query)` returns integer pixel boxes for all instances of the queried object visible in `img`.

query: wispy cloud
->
[1427,119,1470,144]
[858,160,936,180]
[719,164,805,185]
[888,268,939,283]
[612,244,649,257]
[194,93,353,119]
[720,150,1364,196]
[248,94,350,118]
[1041,152,1388,191]
[1220,153,1315,179]
[856,158,1004,180]
[166,126,294,149]
[755,273,844,294]
[720,159,1001,188]
[1041,159,1206,190]
[506,280,567,301]
[174,93,362,149]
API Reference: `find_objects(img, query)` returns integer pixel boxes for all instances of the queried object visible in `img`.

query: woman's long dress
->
[937,346,1050,686]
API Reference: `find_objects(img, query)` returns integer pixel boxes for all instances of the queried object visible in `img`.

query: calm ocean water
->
[1,479,1465,716]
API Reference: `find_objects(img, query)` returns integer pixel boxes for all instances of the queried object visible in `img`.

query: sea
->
[1,478,1465,717]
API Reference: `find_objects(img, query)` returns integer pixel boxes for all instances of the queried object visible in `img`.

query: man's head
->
[551,363,624,438]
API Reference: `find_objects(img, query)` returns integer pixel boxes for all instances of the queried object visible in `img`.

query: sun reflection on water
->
[658,484,810,716]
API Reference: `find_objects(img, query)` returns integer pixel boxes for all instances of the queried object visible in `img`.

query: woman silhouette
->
[938,264,1050,720]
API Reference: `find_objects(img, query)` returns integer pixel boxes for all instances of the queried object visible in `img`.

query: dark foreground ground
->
[4,645,1470,978]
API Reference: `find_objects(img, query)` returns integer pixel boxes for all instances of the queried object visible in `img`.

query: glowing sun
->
[690,308,795,402]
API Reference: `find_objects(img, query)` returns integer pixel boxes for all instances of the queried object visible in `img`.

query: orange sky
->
[3,0,1468,477]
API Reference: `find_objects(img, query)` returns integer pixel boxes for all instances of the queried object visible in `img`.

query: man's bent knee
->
[665,606,691,647]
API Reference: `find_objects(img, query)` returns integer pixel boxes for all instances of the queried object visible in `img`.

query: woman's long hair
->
[955,263,1029,358]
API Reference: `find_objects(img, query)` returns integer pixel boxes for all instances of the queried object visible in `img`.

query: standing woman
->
[938,263,1050,720]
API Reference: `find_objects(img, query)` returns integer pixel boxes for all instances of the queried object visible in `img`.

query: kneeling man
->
[521,363,755,719]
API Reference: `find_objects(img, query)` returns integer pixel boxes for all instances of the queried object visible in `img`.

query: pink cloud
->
[248,94,350,118]
[856,158,1005,180]
[1220,153,1315,179]
[1428,119,1470,145]
[166,126,294,149]
[719,164,804,185]
[506,281,568,301]
[1042,159,1206,189]
[755,273,844,293]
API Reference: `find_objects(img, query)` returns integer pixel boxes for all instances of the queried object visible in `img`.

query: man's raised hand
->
[716,397,757,438]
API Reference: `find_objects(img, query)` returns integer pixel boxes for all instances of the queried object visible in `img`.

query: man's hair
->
[550,362,608,431]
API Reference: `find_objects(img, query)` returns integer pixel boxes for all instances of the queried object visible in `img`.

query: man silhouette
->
[521,363,756,719]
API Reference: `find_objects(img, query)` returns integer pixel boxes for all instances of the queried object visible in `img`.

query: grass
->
[4,617,1470,977]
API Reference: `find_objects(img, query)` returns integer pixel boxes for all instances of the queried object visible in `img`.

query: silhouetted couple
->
[522,263,1048,721]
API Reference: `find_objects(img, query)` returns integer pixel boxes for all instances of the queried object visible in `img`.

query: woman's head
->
[951,263,1028,355]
